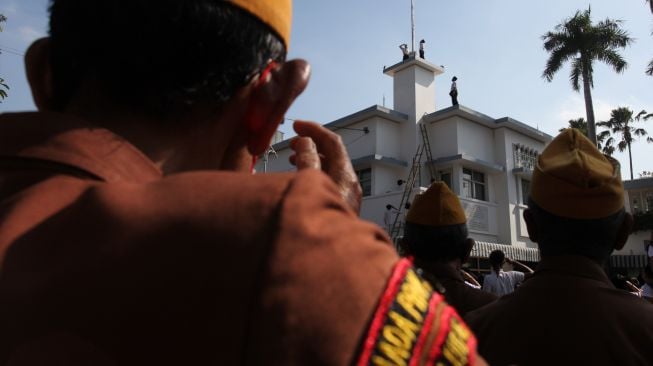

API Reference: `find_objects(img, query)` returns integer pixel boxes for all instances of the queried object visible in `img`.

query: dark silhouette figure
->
[450,76,458,106]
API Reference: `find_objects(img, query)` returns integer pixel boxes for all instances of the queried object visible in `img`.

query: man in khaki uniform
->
[400,182,497,316]
[0,0,487,365]
[465,129,653,365]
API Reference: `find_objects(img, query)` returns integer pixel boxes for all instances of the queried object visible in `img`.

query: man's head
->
[386,204,393,210]
[523,129,633,263]
[402,182,474,264]
[489,250,505,271]
[25,0,308,172]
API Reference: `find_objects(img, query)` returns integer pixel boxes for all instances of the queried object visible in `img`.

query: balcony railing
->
[513,144,538,171]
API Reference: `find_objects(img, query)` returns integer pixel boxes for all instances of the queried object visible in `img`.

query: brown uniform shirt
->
[465,255,653,366]
[415,261,497,317]
[0,112,479,365]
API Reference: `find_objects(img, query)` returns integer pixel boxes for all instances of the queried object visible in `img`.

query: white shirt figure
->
[482,270,525,297]
[383,205,398,233]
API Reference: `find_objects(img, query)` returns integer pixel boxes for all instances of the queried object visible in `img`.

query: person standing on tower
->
[399,43,409,61]
[419,39,425,58]
[450,76,459,106]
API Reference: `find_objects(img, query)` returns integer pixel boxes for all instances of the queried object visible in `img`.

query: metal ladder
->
[389,144,424,243]
[419,123,437,182]
[389,123,436,244]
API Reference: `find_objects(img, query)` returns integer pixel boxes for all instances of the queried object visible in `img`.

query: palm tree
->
[597,107,653,180]
[560,117,589,136]
[542,8,633,145]
[647,1,653,75]
[559,117,613,155]
[0,14,7,102]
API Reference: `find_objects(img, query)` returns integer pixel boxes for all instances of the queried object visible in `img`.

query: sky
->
[1,0,652,178]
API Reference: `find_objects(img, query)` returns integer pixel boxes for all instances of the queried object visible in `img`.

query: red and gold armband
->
[357,258,478,366]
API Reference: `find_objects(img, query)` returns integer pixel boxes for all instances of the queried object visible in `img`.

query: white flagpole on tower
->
[411,0,415,53]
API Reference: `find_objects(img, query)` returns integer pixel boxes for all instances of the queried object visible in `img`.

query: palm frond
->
[569,58,583,91]
[634,128,648,137]
[595,49,628,73]
[542,43,576,82]
[617,140,628,152]
[635,110,649,121]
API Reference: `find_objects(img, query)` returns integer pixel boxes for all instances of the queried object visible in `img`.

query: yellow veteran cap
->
[228,0,292,48]
[531,128,624,219]
[406,182,467,227]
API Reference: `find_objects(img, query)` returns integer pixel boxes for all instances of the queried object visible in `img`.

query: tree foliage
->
[560,117,614,155]
[597,107,653,180]
[542,8,633,144]
[0,14,7,102]
[647,1,653,75]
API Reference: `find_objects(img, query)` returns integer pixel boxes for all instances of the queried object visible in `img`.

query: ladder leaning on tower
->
[389,122,437,246]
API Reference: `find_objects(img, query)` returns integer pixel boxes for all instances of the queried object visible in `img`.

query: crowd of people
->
[0,1,651,365]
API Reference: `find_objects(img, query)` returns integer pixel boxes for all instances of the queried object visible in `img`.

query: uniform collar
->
[0,112,163,183]
[533,255,612,285]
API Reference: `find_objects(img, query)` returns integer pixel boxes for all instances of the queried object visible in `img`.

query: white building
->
[611,178,653,273]
[258,54,648,270]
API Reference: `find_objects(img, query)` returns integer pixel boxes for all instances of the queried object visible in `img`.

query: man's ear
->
[461,238,475,263]
[614,212,634,251]
[25,37,55,111]
[244,59,310,156]
[523,209,539,243]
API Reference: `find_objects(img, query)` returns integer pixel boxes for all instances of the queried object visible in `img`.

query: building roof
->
[424,104,553,143]
[351,154,408,168]
[624,177,653,191]
[382,55,445,77]
[272,105,408,151]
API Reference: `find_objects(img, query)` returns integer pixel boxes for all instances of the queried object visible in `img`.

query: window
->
[646,193,653,213]
[356,168,371,197]
[462,168,486,201]
[520,178,531,204]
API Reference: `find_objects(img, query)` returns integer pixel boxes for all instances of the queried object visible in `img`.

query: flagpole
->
[411,0,415,52]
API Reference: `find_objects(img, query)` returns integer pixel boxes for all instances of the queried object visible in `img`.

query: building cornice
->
[424,105,552,143]
[351,154,408,168]
[272,105,408,151]
[383,55,445,77]
[428,153,505,173]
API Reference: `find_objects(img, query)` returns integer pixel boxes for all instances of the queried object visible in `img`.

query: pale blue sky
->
[1,0,652,177]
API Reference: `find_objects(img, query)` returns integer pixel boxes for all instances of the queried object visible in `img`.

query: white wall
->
[376,118,402,158]
[360,189,422,229]
[338,120,376,159]
[255,145,293,173]
[374,164,406,196]
[460,197,499,239]
[457,118,495,162]
[493,127,548,248]
[415,66,436,117]
[429,119,458,158]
